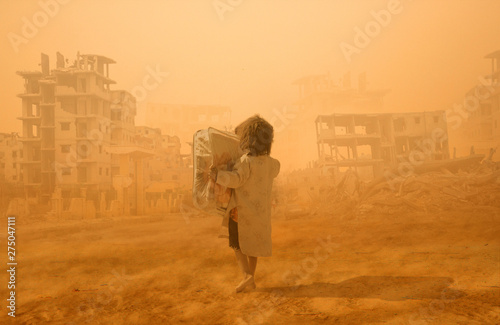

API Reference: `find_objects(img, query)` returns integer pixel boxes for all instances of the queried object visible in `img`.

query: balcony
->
[17,93,41,98]
[75,114,99,120]
[317,129,381,142]
[18,116,41,121]
[316,129,336,141]
[24,181,42,186]
[55,85,77,96]
[318,155,384,167]
[21,160,41,164]
[19,137,41,142]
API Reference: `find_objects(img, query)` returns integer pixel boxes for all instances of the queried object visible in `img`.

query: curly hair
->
[235,115,274,156]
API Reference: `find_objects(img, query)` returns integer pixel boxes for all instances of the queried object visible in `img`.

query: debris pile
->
[309,158,500,218]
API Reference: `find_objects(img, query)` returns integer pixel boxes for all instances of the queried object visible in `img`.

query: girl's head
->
[235,115,274,156]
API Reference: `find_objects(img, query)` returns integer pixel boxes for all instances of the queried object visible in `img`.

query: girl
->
[211,115,280,293]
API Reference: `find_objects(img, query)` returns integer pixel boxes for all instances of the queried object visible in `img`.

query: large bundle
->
[192,128,241,216]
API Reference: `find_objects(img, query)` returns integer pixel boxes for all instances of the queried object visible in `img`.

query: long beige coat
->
[216,153,280,257]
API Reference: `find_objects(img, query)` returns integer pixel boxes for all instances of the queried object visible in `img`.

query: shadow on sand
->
[260,276,465,301]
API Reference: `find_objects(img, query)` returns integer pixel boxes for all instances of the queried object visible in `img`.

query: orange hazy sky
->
[1,0,499,133]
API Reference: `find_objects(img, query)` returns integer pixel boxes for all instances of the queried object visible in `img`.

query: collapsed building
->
[315,111,450,179]
[274,72,389,171]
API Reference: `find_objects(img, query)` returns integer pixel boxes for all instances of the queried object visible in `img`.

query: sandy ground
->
[1,204,499,324]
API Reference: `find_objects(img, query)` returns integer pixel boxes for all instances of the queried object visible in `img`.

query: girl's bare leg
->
[248,256,258,276]
[233,249,255,292]
[247,256,258,289]
[234,249,250,275]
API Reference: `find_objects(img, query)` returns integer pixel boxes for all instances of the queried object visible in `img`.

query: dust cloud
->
[0,1,499,324]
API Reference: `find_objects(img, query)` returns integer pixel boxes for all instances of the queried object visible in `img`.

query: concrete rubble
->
[282,156,500,219]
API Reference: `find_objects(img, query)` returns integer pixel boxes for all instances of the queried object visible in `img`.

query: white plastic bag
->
[192,127,241,216]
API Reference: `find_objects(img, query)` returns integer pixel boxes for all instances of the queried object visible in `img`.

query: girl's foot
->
[248,279,256,290]
[235,274,254,293]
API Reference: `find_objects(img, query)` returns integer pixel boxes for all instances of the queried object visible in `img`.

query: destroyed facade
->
[315,112,450,179]
[15,53,186,217]
[0,132,23,185]
[274,72,389,170]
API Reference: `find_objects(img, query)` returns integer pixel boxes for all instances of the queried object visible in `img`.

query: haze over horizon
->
[1,5,500,323]
[1,0,498,135]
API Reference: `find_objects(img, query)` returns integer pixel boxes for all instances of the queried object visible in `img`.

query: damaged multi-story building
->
[0,133,23,186]
[17,52,121,204]
[16,52,184,217]
[315,111,450,179]
[274,72,389,170]
[0,132,24,212]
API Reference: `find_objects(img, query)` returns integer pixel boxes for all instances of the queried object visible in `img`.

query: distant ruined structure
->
[145,103,231,154]
[315,111,450,179]
[273,72,389,170]
[449,50,500,159]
